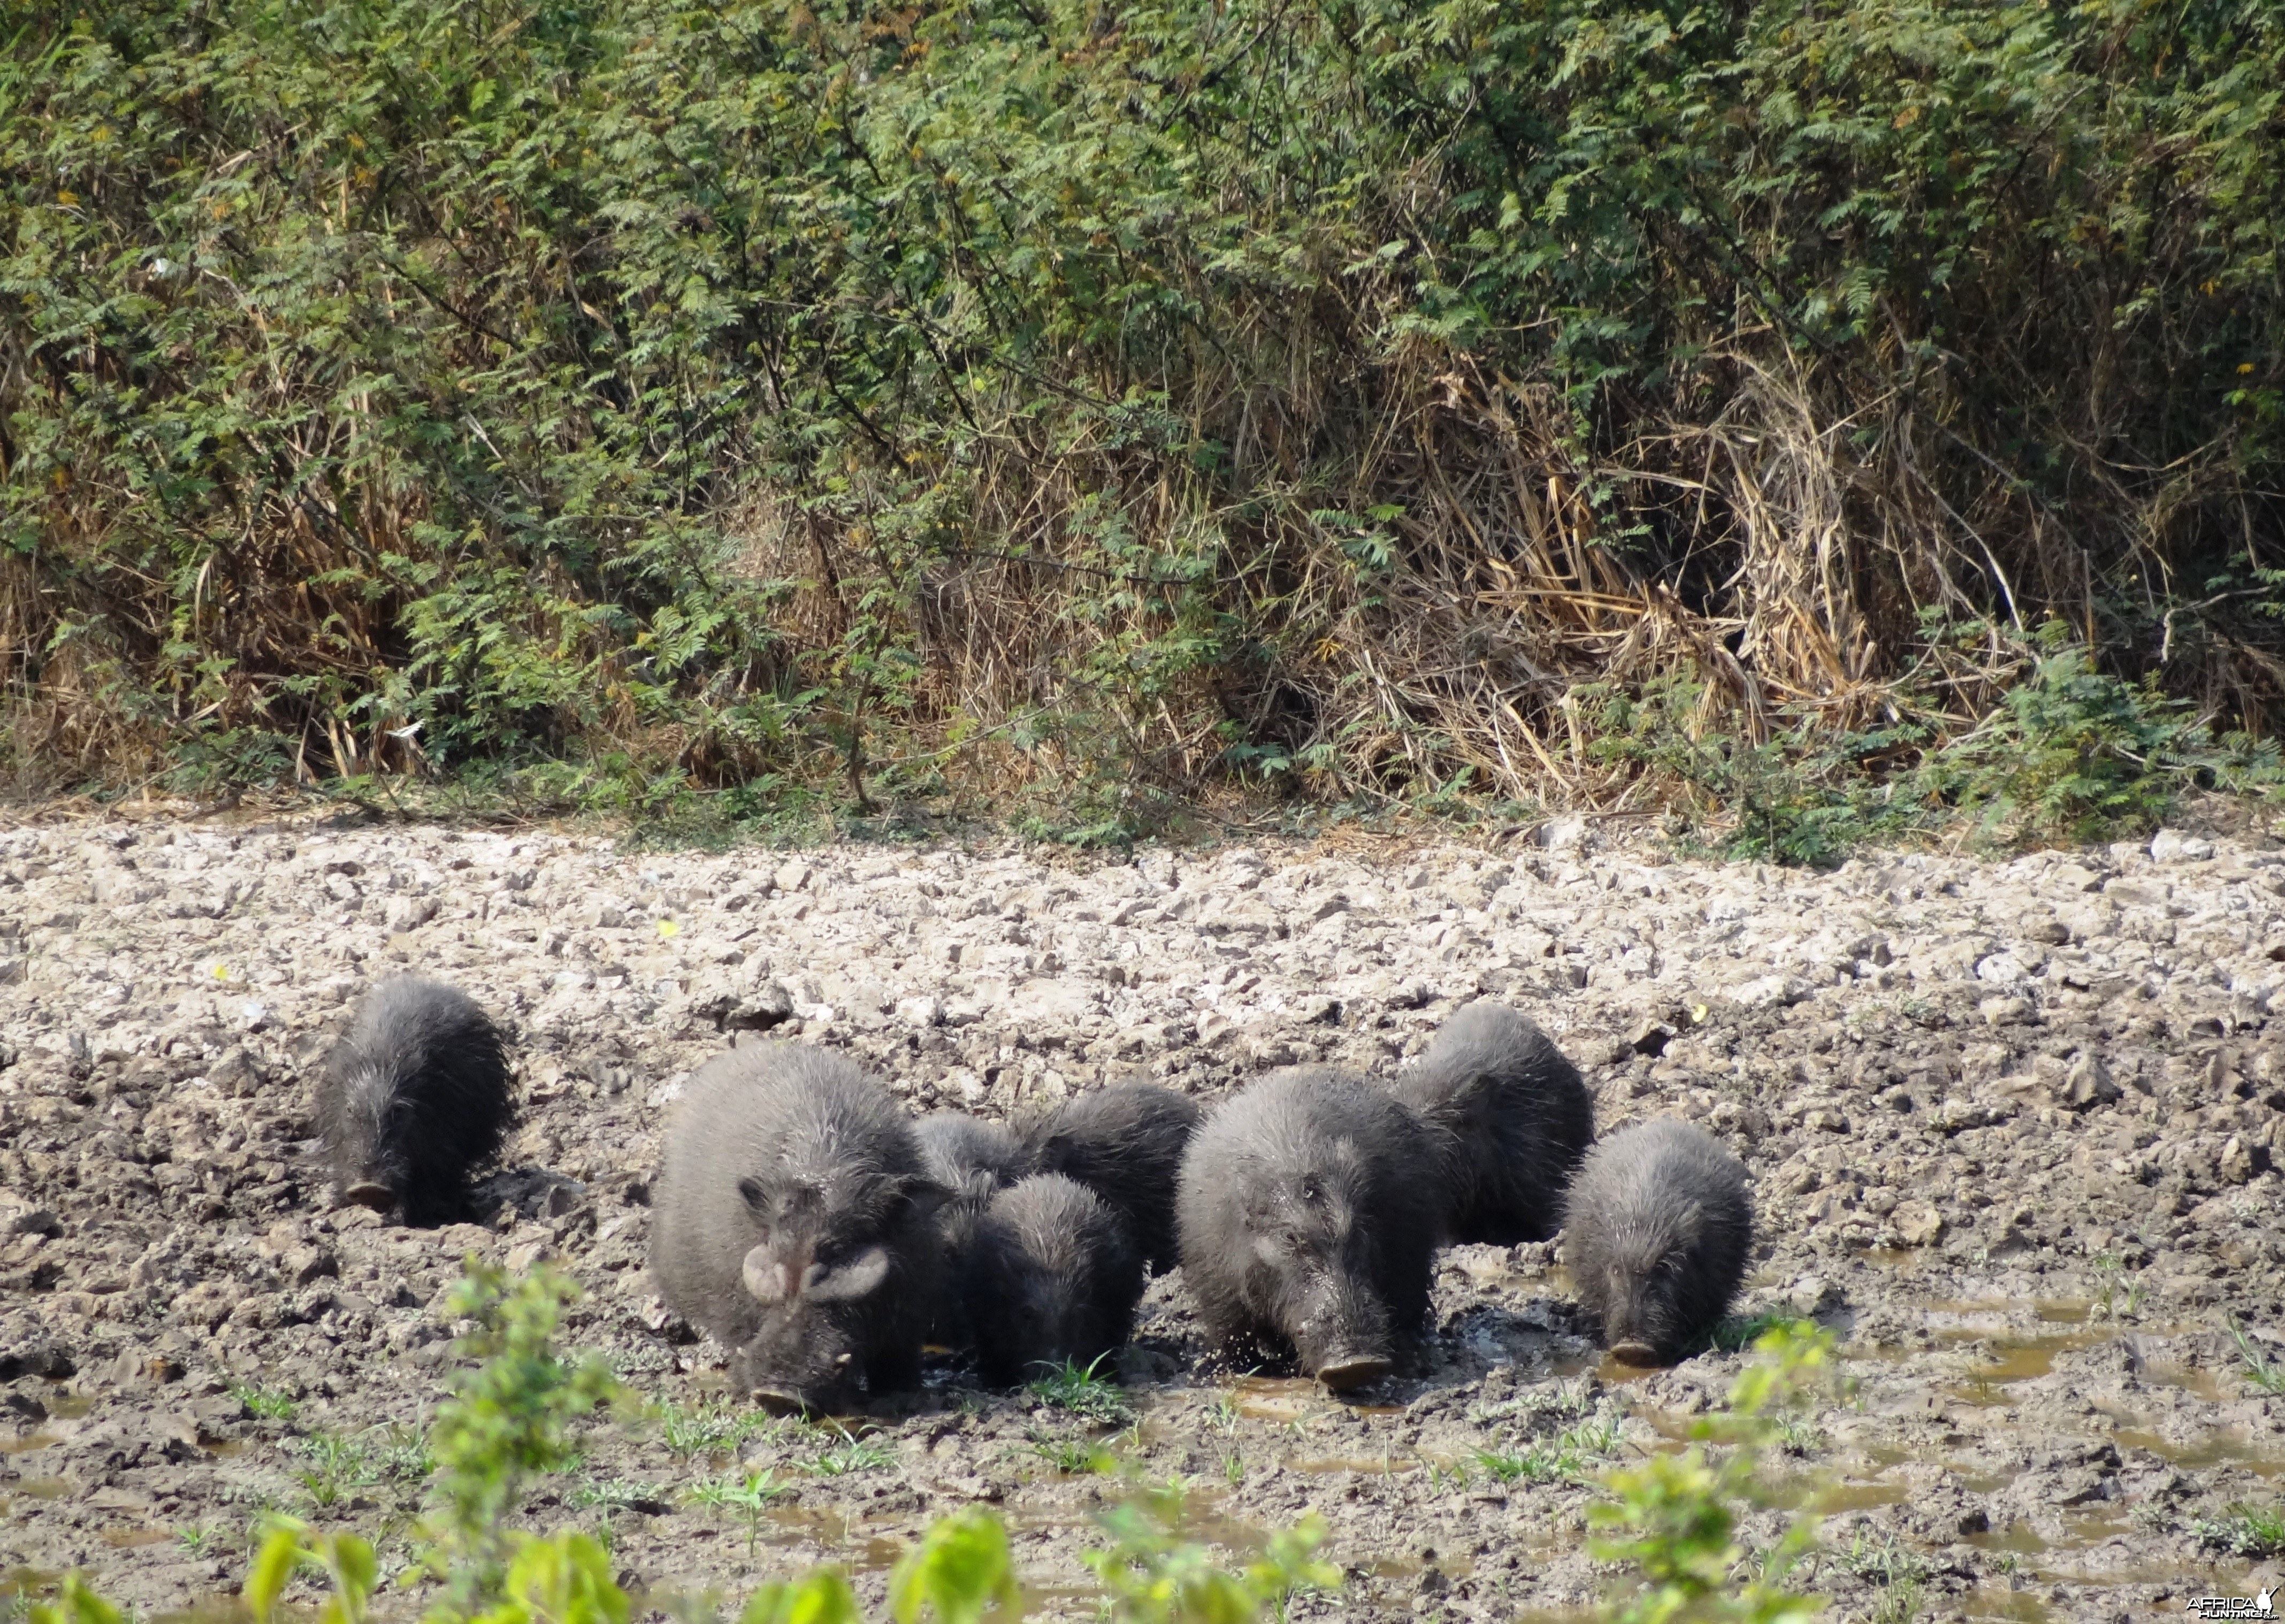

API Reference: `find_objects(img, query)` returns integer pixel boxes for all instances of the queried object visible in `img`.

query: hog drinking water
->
[1393,1000,1594,1245]
[1562,1117,1753,1364]
[1023,1083,1199,1273]
[966,1173,1146,1386]
[649,1043,947,1414]
[1176,1067,1441,1391]
[314,976,513,1227]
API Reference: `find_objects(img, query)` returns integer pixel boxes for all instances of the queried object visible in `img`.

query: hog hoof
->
[1314,1354,1392,1392]
[341,1181,396,1212]
[751,1388,816,1418]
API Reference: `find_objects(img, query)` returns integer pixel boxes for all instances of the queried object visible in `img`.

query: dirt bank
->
[3,814,2282,1622]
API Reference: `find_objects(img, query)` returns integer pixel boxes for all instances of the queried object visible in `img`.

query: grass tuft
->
[1023,1354,1135,1427]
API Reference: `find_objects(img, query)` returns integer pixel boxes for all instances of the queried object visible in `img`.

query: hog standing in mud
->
[1023,1083,1199,1273]
[1176,1067,1441,1391]
[314,976,513,1227]
[1394,1000,1594,1245]
[649,1044,947,1414]
[1563,1117,1753,1365]
[914,1110,1031,1347]
[966,1173,1147,1386]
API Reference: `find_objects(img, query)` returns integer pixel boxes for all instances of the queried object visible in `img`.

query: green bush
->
[1589,1322,1835,1623]
[4,0,2282,829]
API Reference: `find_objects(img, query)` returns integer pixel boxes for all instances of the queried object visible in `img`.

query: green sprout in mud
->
[805,1423,894,1476]
[1476,1411,1624,1486]
[1025,1354,1134,1426]
[1837,1530,1928,1624]
[1028,1429,1112,1475]
[232,1382,299,1421]
[293,1431,379,1508]
[1203,1397,1240,1435]
[1222,1449,1244,1487]
[376,1424,434,1481]
[1774,1416,1826,1457]
[570,1476,670,1514]
[686,1468,786,1554]
[658,1397,777,1458]
[2191,1502,2285,1558]
[2228,1317,2285,1398]
[175,1524,220,1556]
[2089,1253,2146,1322]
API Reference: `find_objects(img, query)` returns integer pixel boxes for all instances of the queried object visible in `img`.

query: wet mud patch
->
[5,819,2285,1617]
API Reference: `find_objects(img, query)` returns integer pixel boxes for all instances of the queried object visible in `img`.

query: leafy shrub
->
[4,0,2282,829]
[1589,1322,1836,1623]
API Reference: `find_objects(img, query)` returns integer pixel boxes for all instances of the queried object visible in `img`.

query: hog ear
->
[736,1177,772,1220]
[805,1245,892,1303]
[898,1177,954,1224]
[740,1244,786,1304]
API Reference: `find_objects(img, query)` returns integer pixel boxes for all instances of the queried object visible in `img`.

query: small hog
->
[914,1110,1031,1347]
[1176,1067,1440,1391]
[1393,1000,1594,1244]
[649,1043,948,1414]
[1023,1083,1199,1273]
[1563,1117,1753,1365]
[314,976,513,1227]
[966,1174,1145,1386]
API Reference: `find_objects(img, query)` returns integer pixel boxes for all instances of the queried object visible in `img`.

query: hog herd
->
[316,975,1757,1414]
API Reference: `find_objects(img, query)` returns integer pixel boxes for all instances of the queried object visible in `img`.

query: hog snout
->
[1291,1274,1391,1388]
[1602,1270,1667,1365]
[1313,1352,1394,1392]
[747,1350,857,1418]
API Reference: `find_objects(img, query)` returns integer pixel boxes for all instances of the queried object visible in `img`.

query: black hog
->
[1023,1084,1199,1273]
[648,1043,948,1414]
[966,1174,1145,1386]
[1393,1000,1594,1244]
[914,1110,1031,1347]
[314,976,513,1227]
[916,1112,1031,1206]
[1176,1067,1441,1391]
[1563,1117,1753,1365]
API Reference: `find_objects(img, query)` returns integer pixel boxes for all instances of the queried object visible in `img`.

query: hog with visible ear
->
[1393,1000,1594,1244]
[1176,1067,1441,1392]
[967,1173,1145,1386]
[1022,1083,1199,1274]
[649,1043,948,1414]
[1563,1117,1752,1365]
[914,1110,1031,1348]
[314,976,513,1227]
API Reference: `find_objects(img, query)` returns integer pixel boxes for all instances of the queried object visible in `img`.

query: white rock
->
[2149,828,2215,864]
[1731,974,1814,1010]
[1974,952,2029,985]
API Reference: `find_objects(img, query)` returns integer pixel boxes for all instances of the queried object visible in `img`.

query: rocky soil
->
[4,810,2284,1624]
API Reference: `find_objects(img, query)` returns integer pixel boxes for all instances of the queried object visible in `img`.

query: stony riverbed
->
[2,809,2283,1623]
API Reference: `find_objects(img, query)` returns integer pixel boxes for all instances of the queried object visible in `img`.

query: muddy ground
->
[3,810,2283,1623]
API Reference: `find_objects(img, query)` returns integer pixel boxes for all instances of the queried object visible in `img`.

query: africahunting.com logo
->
[2187,1587,2275,1620]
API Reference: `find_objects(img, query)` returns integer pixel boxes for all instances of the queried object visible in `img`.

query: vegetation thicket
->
[5,0,2282,848]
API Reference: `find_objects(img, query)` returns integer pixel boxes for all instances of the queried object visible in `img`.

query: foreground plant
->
[414,1261,627,1617]
[25,1259,1336,1624]
[1589,1323,1836,1623]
